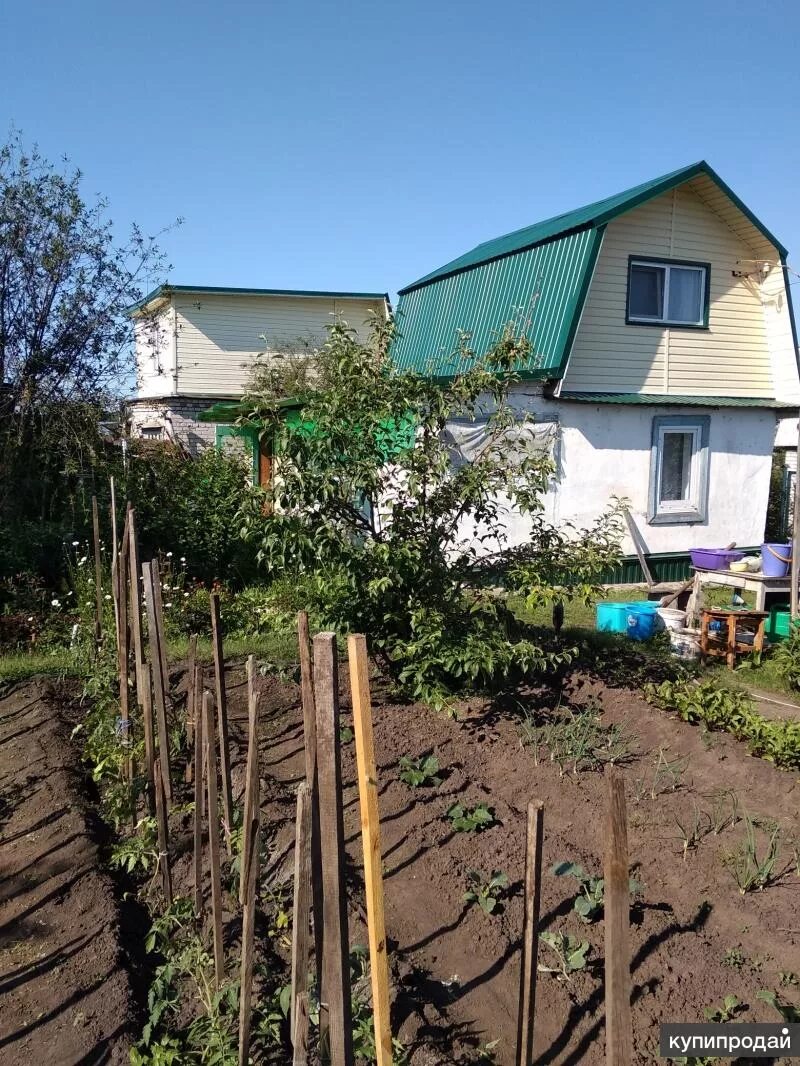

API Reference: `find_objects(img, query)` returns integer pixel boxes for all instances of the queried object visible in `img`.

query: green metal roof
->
[392,161,790,380]
[557,392,797,409]
[128,284,389,315]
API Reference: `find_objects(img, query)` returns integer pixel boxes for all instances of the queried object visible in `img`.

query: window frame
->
[626,255,711,329]
[648,415,710,525]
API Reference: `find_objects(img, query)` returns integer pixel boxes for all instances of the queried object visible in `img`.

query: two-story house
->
[392,162,800,580]
[128,285,389,479]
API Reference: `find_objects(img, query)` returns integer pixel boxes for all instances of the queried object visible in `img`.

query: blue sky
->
[2,0,798,303]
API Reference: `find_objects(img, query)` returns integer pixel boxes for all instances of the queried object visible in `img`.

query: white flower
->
[78,556,87,567]
[104,594,112,601]
[164,602,173,608]
[51,599,60,608]
[27,615,33,622]
[184,592,190,598]
[180,557,186,563]
[166,552,173,558]
[72,540,80,546]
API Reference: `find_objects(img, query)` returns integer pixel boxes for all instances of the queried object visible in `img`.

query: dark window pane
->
[660,431,692,501]
[629,264,665,319]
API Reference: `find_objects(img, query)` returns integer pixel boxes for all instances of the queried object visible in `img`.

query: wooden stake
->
[91,495,103,646]
[238,658,261,1066]
[192,665,205,918]
[128,508,146,697]
[604,767,633,1066]
[143,561,172,803]
[239,656,260,906]
[141,663,156,817]
[210,592,234,843]
[348,635,392,1066]
[154,755,172,906]
[203,690,225,988]
[291,783,312,1052]
[117,539,131,781]
[293,991,310,1066]
[151,559,170,715]
[110,476,120,649]
[516,800,544,1066]
[298,611,324,988]
[185,635,198,783]
[314,632,354,1066]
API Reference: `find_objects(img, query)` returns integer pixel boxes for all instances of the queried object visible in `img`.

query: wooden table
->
[690,566,791,612]
[699,607,767,668]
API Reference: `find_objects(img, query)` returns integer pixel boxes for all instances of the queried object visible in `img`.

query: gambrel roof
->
[392,162,791,380]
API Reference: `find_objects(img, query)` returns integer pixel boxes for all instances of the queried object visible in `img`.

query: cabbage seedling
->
[463,870,509,915]
[552,861,642,922]
[447,802,495,832]
[398,754,441,788]
[538,932,591,981]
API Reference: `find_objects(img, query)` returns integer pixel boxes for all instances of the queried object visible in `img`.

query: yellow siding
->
[175,294,385,396]
[564,185,774,397]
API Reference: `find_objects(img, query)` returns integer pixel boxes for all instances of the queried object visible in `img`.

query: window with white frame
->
[648,416,710,524]
[627,258,709,327]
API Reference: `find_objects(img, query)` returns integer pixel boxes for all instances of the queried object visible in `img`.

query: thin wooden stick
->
[153,755,172,906]
[203,690,225,988]
[128,508,146,697]
[298,611,324,989]
[143,561,172,803]
[185,634,198,783]
[604,766,633,1066]
[516,800,544,1066]
[293,991,310,1066]
[117,539,131,782]
[238,658,261,1066]
[348,635,392,1066]
[141,662,156,817]
[291,783,312,1051]
[151,559,170,718]
[239,656,260,905]
[210,592,234,843]
[110,476,120,650]
[314,632,354,1066]
[192,665,205,918]
[91,495,103,647]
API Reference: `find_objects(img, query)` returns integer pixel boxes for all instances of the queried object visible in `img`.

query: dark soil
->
[1,660,799,1065]
[0,680,143,1066]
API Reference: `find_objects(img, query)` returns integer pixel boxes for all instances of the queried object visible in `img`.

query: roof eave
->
[127,284,391,317]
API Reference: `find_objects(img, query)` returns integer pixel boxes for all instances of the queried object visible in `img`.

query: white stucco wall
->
[452,388,776,558]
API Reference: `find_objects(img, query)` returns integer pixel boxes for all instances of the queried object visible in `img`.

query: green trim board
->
[128,284,390,315]
[598,548,761,586]
[556,392,797,409]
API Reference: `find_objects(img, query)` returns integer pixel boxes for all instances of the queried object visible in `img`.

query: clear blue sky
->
[2,0,798,303]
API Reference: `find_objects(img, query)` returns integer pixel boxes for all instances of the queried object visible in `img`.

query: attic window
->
[627,257,709,328]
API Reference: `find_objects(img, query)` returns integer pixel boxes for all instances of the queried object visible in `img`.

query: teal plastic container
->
[596,601,657,634]
[767,605,792,642]
[626,603,660,641]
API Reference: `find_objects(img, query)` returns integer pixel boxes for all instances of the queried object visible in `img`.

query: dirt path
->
[0,681,139,1066]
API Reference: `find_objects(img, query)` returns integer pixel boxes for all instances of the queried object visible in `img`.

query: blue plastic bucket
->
[761,543,792,578]
[597,601,657,634]
[626,603,659,641]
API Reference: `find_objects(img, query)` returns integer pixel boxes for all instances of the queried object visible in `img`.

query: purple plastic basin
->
[690,548,745,571]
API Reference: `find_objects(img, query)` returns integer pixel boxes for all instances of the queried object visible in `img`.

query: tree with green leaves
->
[239,315,623,707]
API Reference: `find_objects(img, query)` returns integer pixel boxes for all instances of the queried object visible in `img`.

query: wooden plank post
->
[604,767,633,1066]
[91,494,103,647]
[291,783,312,1054]
[110,476,120,650]
[210,592,234,844]
[292,992,310,1066]
[153,755,173,906]
[238,655,261,1066]
[192,664,205,918]
[298,611,324,988]
[116,536,131,782]
[128,507,146,696]
[516,800,544,1066]
[143,561,172,803]
[140,662,156,817]
[185,635,198,783]
[203,690,225,988]
[150,560,170,714]
[313,632,354,1066]
[348,635,392,1066]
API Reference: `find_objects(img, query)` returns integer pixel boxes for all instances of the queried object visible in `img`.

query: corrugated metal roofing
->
[557,392,797,409]
[392,227,602,378]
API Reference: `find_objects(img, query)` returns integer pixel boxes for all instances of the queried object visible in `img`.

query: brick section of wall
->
[127,396,228,457]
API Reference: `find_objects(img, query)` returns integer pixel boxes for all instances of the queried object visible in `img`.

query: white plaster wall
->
[452,390,776,558]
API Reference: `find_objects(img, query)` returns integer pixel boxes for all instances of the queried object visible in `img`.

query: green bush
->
[645,676,800,770]
[770,622,800,689]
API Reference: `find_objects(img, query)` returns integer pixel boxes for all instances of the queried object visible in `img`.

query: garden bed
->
[1,658,799,1064]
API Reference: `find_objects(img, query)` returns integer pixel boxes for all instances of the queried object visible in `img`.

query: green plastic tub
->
[767,605,792,642]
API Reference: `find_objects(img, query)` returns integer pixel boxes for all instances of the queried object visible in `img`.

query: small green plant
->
[109,816,159,875]
[520,703,637,777]
[673,804,713,861]
[552,861,641,922]
[721,947,745,969]
[646,747,689,799]
[340,724,354,744]
[447,802,495,832]
[463,870,509,915]
[537,932,591,981]
[708,787,740,835]
[757,988,800,1023]
[724,812,781,893]
[780,971,799,987]
[703,994,743,1022]
[397,754,441,788]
